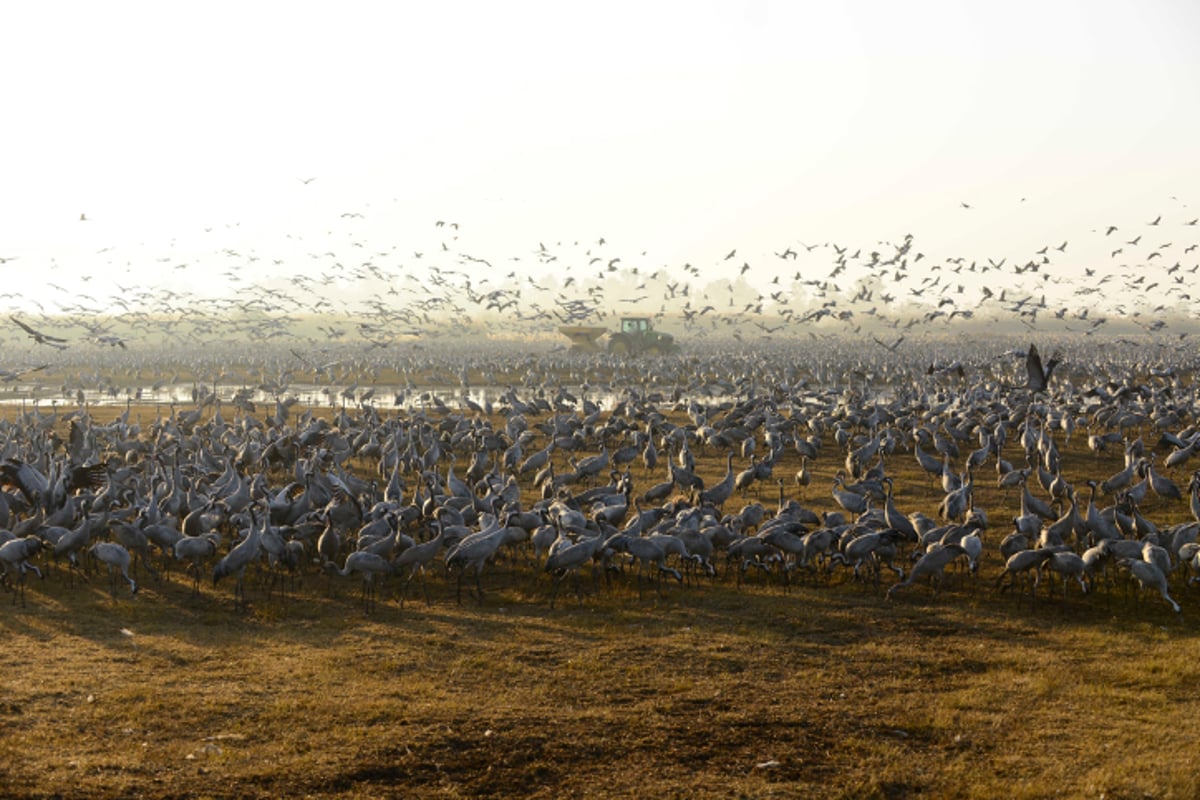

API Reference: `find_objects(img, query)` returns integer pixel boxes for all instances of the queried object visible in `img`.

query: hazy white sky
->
[2,0,1198,315]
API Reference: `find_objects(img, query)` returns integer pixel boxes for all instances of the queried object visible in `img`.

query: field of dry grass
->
[3,401,1200,799]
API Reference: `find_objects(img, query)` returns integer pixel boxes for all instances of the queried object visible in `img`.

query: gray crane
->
[444,514,507,604]
[174,533,218,596]
[394,522,445,607]
[698,452,735,510]
[0,536,44,607]
[544,531,607,608]
[1038,550,1089,601]
[89,542,138,600]
[995,547,1057,603]
[603,532,682,598]
[315,514,342,597]
[1117,558,1180,613]
[887,544,966,598]
[213,509,263,611]
[332,550,394,613]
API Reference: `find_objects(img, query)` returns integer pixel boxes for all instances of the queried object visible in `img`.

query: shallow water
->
[0,382,640,413]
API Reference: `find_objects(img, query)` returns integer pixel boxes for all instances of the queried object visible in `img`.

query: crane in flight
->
[10,317,68,349]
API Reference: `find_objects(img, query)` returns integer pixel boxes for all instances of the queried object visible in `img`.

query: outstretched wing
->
[10,316,37,336]
[1043,351,1062,383]
[65,462,109,494]
[290,348,315,370]
[10,316,67,343]
[1025,343,1046,391]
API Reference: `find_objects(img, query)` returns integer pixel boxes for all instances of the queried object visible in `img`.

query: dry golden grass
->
[3,402,1200,799]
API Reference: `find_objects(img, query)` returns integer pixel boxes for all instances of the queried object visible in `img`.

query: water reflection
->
[0,382,639,412]
[0,380,888,421]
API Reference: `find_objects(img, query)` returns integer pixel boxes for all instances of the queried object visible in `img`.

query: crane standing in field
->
[174,533,218,597]
[887,544,966,599]
[1,536,44,608]
[90,542,138,600]
[214,508,263,611]
[698,452,736,510]
[331,550,394,614]
[604,532,683,598]
[1118,558,1180,613]
[394,522,445,607]
[444,514,508,604]
[544,530,608,608]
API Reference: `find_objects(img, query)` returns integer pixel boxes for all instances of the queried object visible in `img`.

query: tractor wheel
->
[644,345,662,357]
[609,334,631,355]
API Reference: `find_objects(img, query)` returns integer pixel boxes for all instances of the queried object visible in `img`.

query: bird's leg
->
[603,557,622,587]
[76,557,93,587]
[996,573,1007,595]
[142,554,161,584]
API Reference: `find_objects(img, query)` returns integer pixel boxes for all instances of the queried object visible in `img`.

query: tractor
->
[558,316,679,356]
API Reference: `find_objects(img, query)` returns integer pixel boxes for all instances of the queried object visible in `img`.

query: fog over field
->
[2,1,1198,363]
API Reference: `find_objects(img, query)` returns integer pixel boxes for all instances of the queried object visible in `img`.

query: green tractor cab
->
[606,317,679,356]
[557,316,679,356]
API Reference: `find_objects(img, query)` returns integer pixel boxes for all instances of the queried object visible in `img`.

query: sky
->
[2,0,1199,324]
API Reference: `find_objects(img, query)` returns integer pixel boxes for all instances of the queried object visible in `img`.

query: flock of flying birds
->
[1,195,1198,375]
